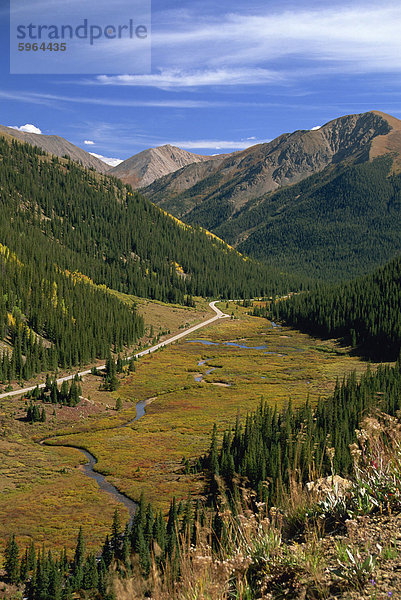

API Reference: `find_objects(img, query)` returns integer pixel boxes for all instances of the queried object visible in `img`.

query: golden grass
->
[0,297,213,553]
[0,432,126,553]
[48,307,378,512]
[0,302,384,553]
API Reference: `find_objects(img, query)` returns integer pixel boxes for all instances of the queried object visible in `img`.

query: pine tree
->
[72,527,85,589]
[82,554,98,590]
[101,535,113,568]
[111,509,121,559]
[4,534,20,583]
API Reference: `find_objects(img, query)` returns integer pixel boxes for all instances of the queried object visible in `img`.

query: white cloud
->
[164,139,268,150]
[84,140,95,145]
[97,68,283,88]
[92,3,401,88]
[310,126,321,131]
[89,152,123,167]
[9,123,42,134]
[155,4,401,68]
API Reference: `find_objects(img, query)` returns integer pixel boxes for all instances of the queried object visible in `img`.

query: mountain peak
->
[364,111,401,168]
[143,110,401,227]
[110,144,210,188]
[369,110,401,127]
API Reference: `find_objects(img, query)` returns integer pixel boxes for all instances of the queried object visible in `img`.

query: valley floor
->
[0,301,382,554]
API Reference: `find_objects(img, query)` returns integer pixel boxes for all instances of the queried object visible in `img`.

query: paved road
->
[0,300,230,400]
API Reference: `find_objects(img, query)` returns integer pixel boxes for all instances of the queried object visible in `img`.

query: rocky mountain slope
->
[140,111,401,281]
[110,144,212,187]
[0,124,110,173]
[143,111,400,224]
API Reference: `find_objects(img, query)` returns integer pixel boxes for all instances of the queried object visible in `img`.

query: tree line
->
[0,245,143,382]
[267,254,401,360]
[3,495,208,599]
[200,361,401,508]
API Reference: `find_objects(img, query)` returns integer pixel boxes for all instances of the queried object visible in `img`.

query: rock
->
[306,475,353,499]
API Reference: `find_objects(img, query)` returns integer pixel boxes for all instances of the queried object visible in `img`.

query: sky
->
[1,0,401,165]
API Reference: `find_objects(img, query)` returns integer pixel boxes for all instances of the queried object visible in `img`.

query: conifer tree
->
[111,509,121,559]
[101,535,113,568]
[4,534,20,584]
[72,527,85,589]
[82,554,98,590]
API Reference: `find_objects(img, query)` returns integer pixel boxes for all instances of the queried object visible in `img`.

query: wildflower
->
[326,446,335,462]
[349,443,362,464]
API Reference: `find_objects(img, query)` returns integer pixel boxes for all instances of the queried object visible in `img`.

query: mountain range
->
[141,110,401,222]
[139,110,401,280]
[110,144,214,188]
[3,110,401,281]
[0,124,111,173]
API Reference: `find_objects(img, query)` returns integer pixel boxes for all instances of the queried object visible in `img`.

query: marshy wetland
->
[0,301,380,551]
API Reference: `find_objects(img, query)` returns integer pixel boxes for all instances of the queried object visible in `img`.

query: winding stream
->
[79,448,138,520]
[45,398,155,521]
[27,302,230,522]
[49,338,276,515]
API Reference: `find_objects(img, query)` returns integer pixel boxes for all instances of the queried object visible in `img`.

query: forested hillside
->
[262,254,401,360]
[0,137,298,304]
[201,362,401,506]
[221,156,401,281]
[0,244,144,380]
[0,136,303,380]
[0,124,110,173]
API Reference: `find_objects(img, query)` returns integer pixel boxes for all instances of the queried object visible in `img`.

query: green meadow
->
[47,304,378,513]
[0,301,382,552]
[0,297,209,553]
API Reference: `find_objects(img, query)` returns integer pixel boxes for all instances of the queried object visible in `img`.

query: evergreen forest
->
[266,254,401,360]
[213,157,401,281]
[0,137,299,304]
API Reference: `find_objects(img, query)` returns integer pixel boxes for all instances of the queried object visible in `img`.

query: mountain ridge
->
[142,111,401,225]
[0,124,111,173]
[110,144,214,187]
[132,110,401,281]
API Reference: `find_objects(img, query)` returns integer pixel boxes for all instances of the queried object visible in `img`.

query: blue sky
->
[1,0,401,165]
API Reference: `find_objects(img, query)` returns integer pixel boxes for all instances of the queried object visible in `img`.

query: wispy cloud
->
[84,139,95,145]
[97,68,283,88]
[93,2,401,88]
[0,89,318,111]
[0,89,259,109]
[165,139,268,150]
[70,120,269,154]
[0,91,57,107]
